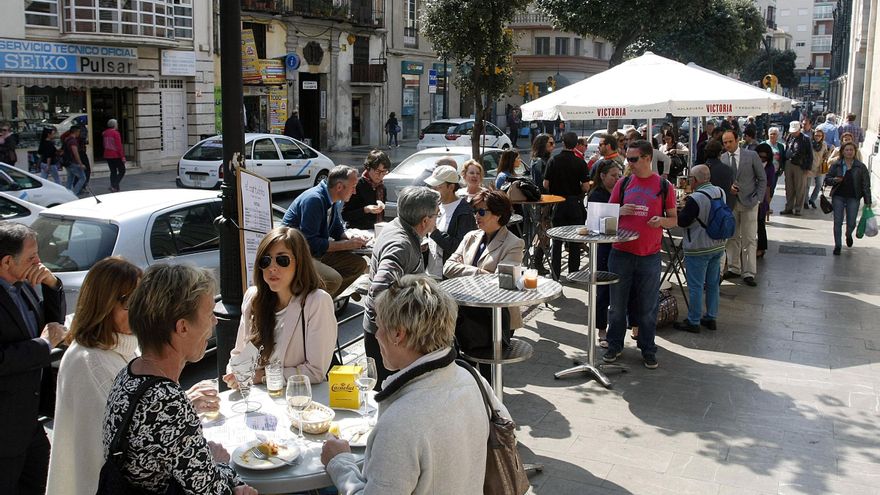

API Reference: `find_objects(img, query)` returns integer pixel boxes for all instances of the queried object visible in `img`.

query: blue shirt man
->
[816,114,840,148]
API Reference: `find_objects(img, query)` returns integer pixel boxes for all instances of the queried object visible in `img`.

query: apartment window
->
[25,0,59,27]
[779,25,789,32]
[63,0,177,38]
[555,37,569,55]
[797,8,807,16]
[404,0,418,48]
[573,38,582,56]
[172,0,193,39]
[780,8,790,16]
[797,24,807,32]
[594,41,605,59]
[814,5,833,19]
[535,37,550,55]
[796,41,806,47]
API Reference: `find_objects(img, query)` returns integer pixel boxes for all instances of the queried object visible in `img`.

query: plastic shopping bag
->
[856,205,876,238]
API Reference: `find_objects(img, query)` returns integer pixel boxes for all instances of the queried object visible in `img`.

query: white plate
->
[339,424,373,448]
[231,440,301,470]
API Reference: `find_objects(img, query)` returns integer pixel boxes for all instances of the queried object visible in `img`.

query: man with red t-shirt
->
[603,140,678,369]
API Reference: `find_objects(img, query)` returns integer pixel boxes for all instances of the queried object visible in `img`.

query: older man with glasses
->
[603,140,678,370]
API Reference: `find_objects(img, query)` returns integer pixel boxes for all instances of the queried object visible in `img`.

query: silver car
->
[31,189,287,310]
[417,119,513,151]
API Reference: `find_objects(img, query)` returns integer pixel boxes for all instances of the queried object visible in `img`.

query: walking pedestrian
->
[837,113,864,145]
[385,112,400,148]
[816,113,840,148]
[754,143,776,258]
[825,142,872,255]
[38,127,61,184]
[102,119,126,192]
[721,130,766,287]
[543,132,590,278]
[528,133,554,274]
[283,110,305,140]
[0,122,18,165]
[62,124,87,195]
[782,121,812,216]
[805,129,830,210]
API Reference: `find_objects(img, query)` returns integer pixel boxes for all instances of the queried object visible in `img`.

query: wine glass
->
[356,357,378,425]
[231,357,261,413]
[286,375,312,443]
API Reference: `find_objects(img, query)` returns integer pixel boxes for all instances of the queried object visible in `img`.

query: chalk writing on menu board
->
[239,170,272,233]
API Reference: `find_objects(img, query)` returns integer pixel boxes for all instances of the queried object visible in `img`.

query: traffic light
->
[547,76,556,92]
[519,84,526,97]
[762,74,778,90]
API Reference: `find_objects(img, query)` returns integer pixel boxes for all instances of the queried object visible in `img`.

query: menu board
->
[237,167,273,291]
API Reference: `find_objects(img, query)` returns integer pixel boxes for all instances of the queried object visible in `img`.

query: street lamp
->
[763,34,774,77]
[806,63,814,117]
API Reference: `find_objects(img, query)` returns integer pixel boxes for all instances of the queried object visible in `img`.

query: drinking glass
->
[198,379,221,422]
[231,357,261,413]
[356,357,378,425]
[286,375,312,443]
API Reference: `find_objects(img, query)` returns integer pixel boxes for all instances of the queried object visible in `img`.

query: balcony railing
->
[351,63,386,83]
[511,12,552,26]
[241,0,384,28]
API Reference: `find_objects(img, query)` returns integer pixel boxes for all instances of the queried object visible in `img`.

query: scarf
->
[362,170,386,222]
[375,347,457,402]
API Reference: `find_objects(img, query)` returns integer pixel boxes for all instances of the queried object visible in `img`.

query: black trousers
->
[550,198,586,276]
[107,158,126,190]
[0,426,50,495]
[757,211,768,251]
[364,330,393,391]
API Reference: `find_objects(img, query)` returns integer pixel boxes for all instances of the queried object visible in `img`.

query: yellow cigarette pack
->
[328,365,362,409]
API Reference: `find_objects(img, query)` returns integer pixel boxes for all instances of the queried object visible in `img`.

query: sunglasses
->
[473,208,488,217]
[258,254,292,269]
[372,168,390,175]
[625,156,641,163]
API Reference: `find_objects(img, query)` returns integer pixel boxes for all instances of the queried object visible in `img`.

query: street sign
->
[428,69,437,94]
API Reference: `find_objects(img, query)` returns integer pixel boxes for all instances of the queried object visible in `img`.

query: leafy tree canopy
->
[742,48,799,89]
[422,0,529,158]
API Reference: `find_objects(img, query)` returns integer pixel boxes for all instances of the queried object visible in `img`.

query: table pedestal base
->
[524,462,544,476]
[554,361,628,388]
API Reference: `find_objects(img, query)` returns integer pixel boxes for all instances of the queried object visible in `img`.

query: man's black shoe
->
[847,235,854,247]
[602,349,622,363]
[700,318,717,330]
[833,247,841,255]
[673,320,700,333]
[780,209,793,215]
[722,271,740,280]
[643,355,658,369]
[743,276,757,287]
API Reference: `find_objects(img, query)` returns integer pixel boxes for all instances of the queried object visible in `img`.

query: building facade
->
[775,0,836,109]
[1,0,215,173]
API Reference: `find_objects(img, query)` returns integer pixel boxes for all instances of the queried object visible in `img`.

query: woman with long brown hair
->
[225,226,337,385]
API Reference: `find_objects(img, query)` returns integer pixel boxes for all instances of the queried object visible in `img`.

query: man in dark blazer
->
[720,130,767,287]
[0,222,67,494]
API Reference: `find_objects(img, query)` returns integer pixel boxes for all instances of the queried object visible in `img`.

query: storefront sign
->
[161,50,196,76]
[401,61,424,75]
[431,63,452,76]
[428,69,437,94]
[241,30,261,84]
[0,37,137,75]
[260,60,285,85]
[303,81,318,90]
[268,87,288,134]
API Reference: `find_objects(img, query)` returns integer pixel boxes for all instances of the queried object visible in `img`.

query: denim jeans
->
[808,175,824,203]
[684,250,723,324]
[832,195,860,248]
[607,249,661,356]
[40,163,60,184]
[65,163,86,195]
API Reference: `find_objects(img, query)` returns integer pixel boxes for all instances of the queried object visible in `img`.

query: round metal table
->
[202,383,367,493]
[547,225,639,388]
[439,273,562,400]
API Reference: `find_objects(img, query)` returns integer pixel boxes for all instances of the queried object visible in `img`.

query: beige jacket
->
[230,286,337,383]
[443,226,525,328]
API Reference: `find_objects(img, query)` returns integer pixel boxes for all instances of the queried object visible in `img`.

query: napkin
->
[229,342,260,372]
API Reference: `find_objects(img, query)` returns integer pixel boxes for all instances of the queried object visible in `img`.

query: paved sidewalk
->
[512,191,880,494]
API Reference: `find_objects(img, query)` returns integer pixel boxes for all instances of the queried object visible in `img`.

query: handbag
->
[96,377,185,495]
[456,359,530,495]
[819,187,834,214]
[501,177,541,202]
[655,288,678,328]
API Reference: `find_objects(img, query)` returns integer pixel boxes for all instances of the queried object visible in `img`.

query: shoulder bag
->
[96,377,185,495]
[456,359,530,495]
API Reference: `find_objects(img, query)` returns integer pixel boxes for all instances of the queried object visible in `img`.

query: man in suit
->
[720,130,767,287]
[0,222,67,494]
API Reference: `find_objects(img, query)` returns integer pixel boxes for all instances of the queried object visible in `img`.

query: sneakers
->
[743,276,757,287]
[602,349,622,363]
[722,271,740,280]
[643,355,659,369]
[673,319,700,333]
[700,318,717,330]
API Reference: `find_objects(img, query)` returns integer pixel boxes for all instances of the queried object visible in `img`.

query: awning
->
[0,73,156,89]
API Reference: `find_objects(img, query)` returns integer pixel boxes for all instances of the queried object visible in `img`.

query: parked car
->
[47,113,88,134]
[31,189,289,311]
[382,147,513,217]
[0,162,79,207]
[177,133,335,193]
[0,191,44,225]
[416,119,513,151]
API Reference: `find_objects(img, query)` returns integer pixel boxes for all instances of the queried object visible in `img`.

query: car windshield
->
[393,153,467,175]
[31,217,119,273]
[183,139,225,161]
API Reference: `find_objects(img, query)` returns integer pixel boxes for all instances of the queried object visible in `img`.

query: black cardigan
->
[342,176,384,229]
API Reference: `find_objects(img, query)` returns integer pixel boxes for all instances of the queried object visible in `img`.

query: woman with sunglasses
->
[47,257,223,494]
[444,190,524,373]
[342,149,390,229]
[225,226,337,386]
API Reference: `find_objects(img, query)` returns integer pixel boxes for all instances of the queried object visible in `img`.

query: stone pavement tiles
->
[509,193,880,495]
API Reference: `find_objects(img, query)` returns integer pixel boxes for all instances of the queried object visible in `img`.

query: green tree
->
[741,48,798,90]
[422,0,528,159]
[635,0,764,74]
[538,0,707,66]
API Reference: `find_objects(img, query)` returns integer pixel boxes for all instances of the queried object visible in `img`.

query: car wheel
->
[314,170,329,186]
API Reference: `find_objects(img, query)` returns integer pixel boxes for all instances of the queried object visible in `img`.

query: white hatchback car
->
[0,191,44,225]
[177,134,335,193]
[31,189,288,310]
[0,162,79,207]
[416,118,513,151]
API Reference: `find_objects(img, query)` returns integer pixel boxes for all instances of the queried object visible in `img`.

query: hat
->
[424,165,463,187]
[788,121,801,132]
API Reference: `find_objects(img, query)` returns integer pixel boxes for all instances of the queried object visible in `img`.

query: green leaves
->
[742,49,799,89]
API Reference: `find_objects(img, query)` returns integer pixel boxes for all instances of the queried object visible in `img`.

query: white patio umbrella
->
[520,52,794,121]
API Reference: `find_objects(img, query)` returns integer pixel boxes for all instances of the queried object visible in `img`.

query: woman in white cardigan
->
[225,226,337,386]
[321,275,508,494]
[46,257,143,495]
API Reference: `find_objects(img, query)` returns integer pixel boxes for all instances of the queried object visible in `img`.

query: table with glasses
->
[547,226,639,388]
[202,383,371,493]
[439,273,562,402]
[511,194,565,270]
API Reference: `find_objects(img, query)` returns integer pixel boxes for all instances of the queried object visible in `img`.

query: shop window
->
[26,0,60,27]
[0,87,87,158]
